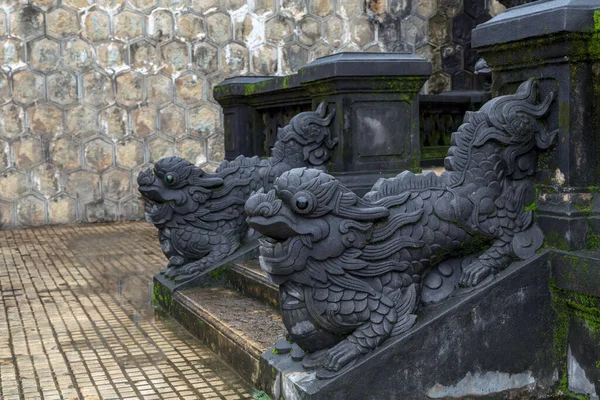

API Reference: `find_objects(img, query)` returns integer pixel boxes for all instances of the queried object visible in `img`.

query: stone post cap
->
[298,52,432,83]
[473,0,600,48]
[214,53,432,100]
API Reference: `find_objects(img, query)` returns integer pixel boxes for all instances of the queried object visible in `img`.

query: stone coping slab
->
[472,0,600,48]
[215,53,432,100]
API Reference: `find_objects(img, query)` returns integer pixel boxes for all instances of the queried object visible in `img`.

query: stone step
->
[228,259,280,309]
[163,283,287,391]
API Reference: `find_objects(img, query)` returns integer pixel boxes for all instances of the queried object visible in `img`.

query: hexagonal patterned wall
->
[0,0,505,228]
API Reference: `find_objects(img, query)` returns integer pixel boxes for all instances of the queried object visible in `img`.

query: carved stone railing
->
[215,53,487,194]
[247,79,556,389]
[419,91,488,167]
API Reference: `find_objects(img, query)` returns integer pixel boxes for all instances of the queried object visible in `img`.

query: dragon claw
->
[322,340,362,372]
[459,260,491,287]
[180,262,208,276]
[162,266,177,277]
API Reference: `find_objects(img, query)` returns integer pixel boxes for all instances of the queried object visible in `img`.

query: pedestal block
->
[298,53,431,194]
[215,53,432,195]
[264,254,559,399]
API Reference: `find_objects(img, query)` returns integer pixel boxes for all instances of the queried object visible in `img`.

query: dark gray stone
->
[245,80,556,385]
[421,254,478,305]
[299,53,431,194]
[275,338,293,354]
[474,58,492,93]
[153,238,260,293]
[216,75,311,159]
[447,4,492,92]
[463,0,486,18]
[297,53,431,81]
[214,57,486,184]
[498,0,545,9]
[452,13,476,47]
[550,250,600,298]
[354,105,411,157]
[568,317,600,399]
[441,43,464,75]
[137,103,336,283]
[291,344,305,362]
[376,14,402,51]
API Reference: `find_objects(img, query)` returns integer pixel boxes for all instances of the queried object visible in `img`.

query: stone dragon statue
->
[245,80,556,378]
[137,103,336,282]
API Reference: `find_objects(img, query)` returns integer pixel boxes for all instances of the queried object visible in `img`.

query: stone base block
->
[263,252,560,399]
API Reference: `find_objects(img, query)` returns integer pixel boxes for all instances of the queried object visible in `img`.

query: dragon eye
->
[165,174,175,185]
[292,192,315,214]
[296,196,309,210]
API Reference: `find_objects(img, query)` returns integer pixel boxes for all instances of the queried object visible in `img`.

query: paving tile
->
[0,222,252,399]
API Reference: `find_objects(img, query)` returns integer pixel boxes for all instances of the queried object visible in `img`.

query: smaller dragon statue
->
[245,80,556,378]
[137,103,336,282]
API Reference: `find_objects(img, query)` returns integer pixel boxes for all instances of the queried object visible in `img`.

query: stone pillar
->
[299,53,432,194]
[473,0,600,251]
[474,3,600,398]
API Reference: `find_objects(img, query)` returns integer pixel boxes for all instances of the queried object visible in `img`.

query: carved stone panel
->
[355,103,411,158]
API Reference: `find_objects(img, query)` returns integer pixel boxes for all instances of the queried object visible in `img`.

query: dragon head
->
[271,102,337,168]
[445,79,556,180]
[245,168,390,285]
[137,156,223,226]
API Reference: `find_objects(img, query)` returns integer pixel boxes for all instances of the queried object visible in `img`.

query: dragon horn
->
[291,103,335,134]
[504,80,554,117]
[316,101,326,117]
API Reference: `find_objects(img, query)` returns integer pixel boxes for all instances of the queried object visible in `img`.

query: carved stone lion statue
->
[137,103,336,282]
[245,80,556,378]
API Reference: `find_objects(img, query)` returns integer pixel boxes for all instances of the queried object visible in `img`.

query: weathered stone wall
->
[0,0,504,228]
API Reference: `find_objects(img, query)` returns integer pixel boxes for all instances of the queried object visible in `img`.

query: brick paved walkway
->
[0,222,253,400]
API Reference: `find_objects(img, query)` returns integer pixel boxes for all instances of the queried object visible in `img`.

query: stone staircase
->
[153,255,286,393]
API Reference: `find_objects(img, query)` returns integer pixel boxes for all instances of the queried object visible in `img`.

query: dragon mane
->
[270,102,337,167]
[272,168,425,282]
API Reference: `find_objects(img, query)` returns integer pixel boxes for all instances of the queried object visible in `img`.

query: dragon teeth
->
[260,243,274,258]
[275,242,283,256]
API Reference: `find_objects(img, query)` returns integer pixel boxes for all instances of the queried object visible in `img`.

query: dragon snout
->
[137,169,155,187]
[245,189,282,218]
